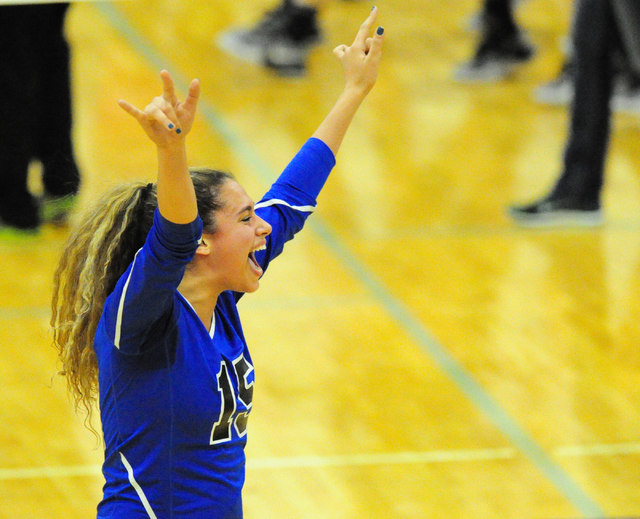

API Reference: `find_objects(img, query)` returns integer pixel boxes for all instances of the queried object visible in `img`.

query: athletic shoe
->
[534,61,574,106]
[535,63,640,114]
[216,3,321,76]
[454,32,534,82]
[612,72,640,114]
[508,195,603,228]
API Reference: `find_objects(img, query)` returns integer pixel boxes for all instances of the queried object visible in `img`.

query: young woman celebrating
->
[52,8,383,518]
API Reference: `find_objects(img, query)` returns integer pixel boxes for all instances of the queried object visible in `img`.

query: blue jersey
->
[95,138,335,518]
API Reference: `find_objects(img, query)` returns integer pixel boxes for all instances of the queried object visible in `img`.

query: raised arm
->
[312,7,384,155]
[118,70,201,224]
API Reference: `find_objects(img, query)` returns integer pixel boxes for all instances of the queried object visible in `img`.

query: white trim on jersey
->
[255,198,316,213]
[119,451,158,519]
[178,292,215,338]
[114,249,142,349]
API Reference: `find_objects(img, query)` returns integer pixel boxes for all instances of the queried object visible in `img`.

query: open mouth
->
[248,243,266,275]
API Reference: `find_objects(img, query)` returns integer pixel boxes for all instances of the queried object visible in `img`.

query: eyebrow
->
[236,204,254,216]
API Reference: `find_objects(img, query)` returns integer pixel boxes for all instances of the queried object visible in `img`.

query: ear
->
[195,238,211,256]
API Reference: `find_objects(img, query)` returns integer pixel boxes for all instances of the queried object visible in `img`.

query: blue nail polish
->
[176,128,182,134]
[377,26,384,35]
[371,5,375,10]
[168,123,174,129]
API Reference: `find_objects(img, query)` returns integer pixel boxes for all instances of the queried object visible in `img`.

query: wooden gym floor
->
[1,0,640,517]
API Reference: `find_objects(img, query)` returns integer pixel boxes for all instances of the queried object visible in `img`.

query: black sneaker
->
[455,32,534,82]
[508,195,603,228]
[216,3,321,75]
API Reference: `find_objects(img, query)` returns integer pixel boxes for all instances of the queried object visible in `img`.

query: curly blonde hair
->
[51,170,233,428]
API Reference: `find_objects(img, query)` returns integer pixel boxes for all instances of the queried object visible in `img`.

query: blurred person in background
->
[535,0,640,114]
[0,3,80,233]
[455,0,534,82]
[217,0,364,76]
[509,0,640,226]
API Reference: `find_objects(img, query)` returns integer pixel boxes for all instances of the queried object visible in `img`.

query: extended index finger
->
[118,99,145,122]
[352,6,378,48]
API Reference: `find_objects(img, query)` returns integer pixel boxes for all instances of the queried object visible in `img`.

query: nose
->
[257,215,272,237]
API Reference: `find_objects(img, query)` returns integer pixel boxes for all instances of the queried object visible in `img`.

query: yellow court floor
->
[1,0,640,517]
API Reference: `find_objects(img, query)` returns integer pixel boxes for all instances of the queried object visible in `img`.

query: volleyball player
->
[52,8,383,518]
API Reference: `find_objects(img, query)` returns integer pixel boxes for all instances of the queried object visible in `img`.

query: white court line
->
[247,448,517,470]
[1,442,639,481]
[555,442,640,458]
[0,448,514,481]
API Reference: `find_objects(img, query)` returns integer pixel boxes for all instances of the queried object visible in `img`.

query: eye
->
[241,215,252,223]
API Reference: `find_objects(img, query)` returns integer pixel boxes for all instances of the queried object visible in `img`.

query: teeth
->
[253,244,266,252]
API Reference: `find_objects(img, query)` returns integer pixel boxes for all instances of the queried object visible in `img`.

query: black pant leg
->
[0,6,41,227]
[482,0,518,42]
[555,0,619,203]
[36,4,80,198]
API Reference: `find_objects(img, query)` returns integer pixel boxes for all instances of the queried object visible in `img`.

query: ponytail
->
[51,182,154,427]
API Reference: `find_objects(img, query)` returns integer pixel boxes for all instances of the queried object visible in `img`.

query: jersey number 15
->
[210,355,254,445]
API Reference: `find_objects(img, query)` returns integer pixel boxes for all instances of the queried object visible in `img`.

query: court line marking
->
[555,442,640,458]
[2,440,640,480]
[248,447,518,469]
[0,448,516,481]
[93,4,604,516]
